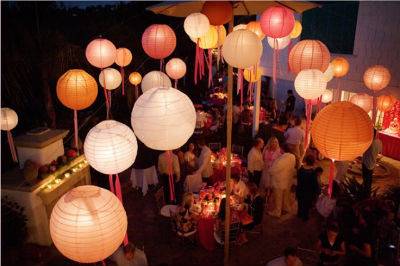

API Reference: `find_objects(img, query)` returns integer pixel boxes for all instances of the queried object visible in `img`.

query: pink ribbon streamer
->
[372,94,377,126]
[111,173,129,246]
[207,49,213,88]
[108,91,112,111]
[73,110,79,154]
[134,85,138,101]
[194,40,205,84]
[7,130,17,162]
[166,150,176,202]
[101,68,110,119]
[174,79,178,89]
[121,67,125,96]
[160,59,164,72]
[237,69,244,110]
[304,100,312,149]
[108,174,115,194]
[272,39,278,84]
[328,160,335,198]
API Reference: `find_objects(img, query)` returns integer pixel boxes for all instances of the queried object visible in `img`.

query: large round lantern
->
[214,25,227,48]
[115,48,132,67]
[244,67,262,83]
[50,185,127,264]
[260,6,295,38]
[294,69,327,100]
[85,38,117,69]
[363,65,391,91]
[142,24,176,60]
[289,20,302,39]
[288,40,331,74]
[131,87,196,151]
[184,13,210,39]
[129,72,142,86]
[99,68,122,90]
[166,58,187,87]
[246,21,265,40]
[377,94,397,112]
[331,57,350,78]
[84,120,138,175]
[191,25,218,49]
[222,29,263,69]
[201,1,232,26]
[141,71,172,93]
[321,89,333,103]
[267,36,291,50]
[349,93,373,113]
[1,107,18,162]
[323,63,334,82]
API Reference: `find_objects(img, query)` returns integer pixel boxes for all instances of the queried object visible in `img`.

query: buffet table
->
[378,131,400,161]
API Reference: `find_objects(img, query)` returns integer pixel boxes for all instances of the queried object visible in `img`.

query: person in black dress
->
[316,222,346,266]
[284,90,296,121]
[244,182,265,230]
[296,155,320,221]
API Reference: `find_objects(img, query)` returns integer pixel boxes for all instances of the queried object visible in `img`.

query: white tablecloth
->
[130,166,158,195]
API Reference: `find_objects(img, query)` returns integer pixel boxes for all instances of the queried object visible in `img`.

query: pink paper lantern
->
[166,58,187,80]
[85,38,117,69]
[142,24,176,60]
[260,6,295,38]
[349,93,373,113]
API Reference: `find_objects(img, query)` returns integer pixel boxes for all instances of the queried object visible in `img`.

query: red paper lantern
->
[260,6,295,38]
[288,40,331,74]
[201,1,232,26]
[142,24,176,60]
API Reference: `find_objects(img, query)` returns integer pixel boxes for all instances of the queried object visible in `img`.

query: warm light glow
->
[244,67,262,82]
[349,93,373,113]
[363,65,391,91]
[129,72,142,86]
[323,63,334,82]
[288,40,331,74]
[141,71,172,93]
[115,48,132,67]
[246,21,265,40]
[377,94,397,112]
[191,25,218,49]
[260,6,295,38]
[331,57,350,78]
[85,38,116,69]
[142,24,176,60]
[166,58,187,80]
[289,20,302,39]
[321,89,333,103]
[184,13,210,39]
[294,69,327,100]
[99,68,122,90]
[213,25,226,48]
[1,108,18,131]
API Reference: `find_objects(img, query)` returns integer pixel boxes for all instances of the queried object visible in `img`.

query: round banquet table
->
[197,217,216,251]
[130,165,158,195]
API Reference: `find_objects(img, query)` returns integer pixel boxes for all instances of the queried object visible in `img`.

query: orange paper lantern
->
[214,25,227,48]
[57,69,98,110]
[115,48,132,67]
[129,72,142,86]
[260,6,295,38]
[142,24,176,60]
[331,57,350,78]
[363,65,391,91]
[377,94,397,112]
[85,38,117,69]
[288,40,331,74]
[289,20,302,39]
[349,93,373,113]
[246,21,265,40]
[311,101,373,161]
[201,1,232,26]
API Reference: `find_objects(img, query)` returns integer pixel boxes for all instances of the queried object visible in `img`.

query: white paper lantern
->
[50,185,127,263]
[99,68,122,90]
[323,63,334,82]
[1,108,18,131]
[267,36,291,50]
[184,13,210,39]
[294,69,327,100]
[222,29,263,69]
[131,87,196,150]
[84,120,137,175]
[349,93,373,113]
[141,71,172,93]
[166,58,187,80]
[233,24,247,31]
[321,89,333,103]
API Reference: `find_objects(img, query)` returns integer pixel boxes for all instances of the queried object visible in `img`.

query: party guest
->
[158,151,180,204]
[266,246,303,266]
[111,242,148,266]
[195,139,213,183]
[284,90,296,121]
[284,116,304,168]
[260,136,282,192]
[362,128,382,195]
[247,138,264,186]
[244,182,265,229]
[316,222,346,265]
[231,172,249,200]
[184,143,197,170]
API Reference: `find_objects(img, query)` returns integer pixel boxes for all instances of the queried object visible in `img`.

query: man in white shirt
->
[284,117,305,168]
[231,172,249,199]
[111,242,148,266]
[158,151,180,204]
[268,150,296,218]
[247,138,264,186]
[196,139,213,183]
[266,247,303,266]
[362,129,382,196]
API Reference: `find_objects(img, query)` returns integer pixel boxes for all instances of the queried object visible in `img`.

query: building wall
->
[260,1,400,107]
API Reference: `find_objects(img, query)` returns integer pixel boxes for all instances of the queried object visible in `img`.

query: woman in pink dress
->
[260,137,282,194]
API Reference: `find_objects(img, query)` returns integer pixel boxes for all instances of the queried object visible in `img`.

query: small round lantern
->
[99,68,122,91]
[244,67,262,83]
[131,87,196,151]
[288,40,331,74]
[349,93,373,113]
[260,6,295,38]
[184,13,210,39]
[142,24,176,60]
[233,24,247,31]
[115,48,132,67]
[294,69,327,100]
[1,107,18,162]
[129,72,142,86]
[289,20,302,39]
[50,185,127,263]
[85,38,117,69]
[141,71,172,93]
[363,65,391,91]
[331,57,350,78]
[246,21,265,40]
[323,63,334,82]
[201,1,232,26]
[377,94,397,112]
[166,58,187,88]
[321,89,333,103]
[267,36,291,50]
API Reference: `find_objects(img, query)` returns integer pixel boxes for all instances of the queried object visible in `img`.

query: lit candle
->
[64,173,71,178]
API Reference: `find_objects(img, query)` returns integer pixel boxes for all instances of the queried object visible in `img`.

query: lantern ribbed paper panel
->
[142,24,176,60]
[377,95,397,112]
[99,68,122,90]
[201,1,232,26]
[184,13,210,39]
[166,58,187,80]
[349,93,373,113]
[131,87,196,151]
[233,24,247,31]
[260,6,295,38]
[246,21,265,40]
[311,101,373,161]
[1,108,18,131]
[363,65,391,91]
[129,72,142,86]
[267,36,291,50]
[289,20,302,39]
[86,38,117,69]
[141,71,172,93]
[115,48,132,67]
[294,69,327,100]
[288,40,331,74]
[57,69,98,110]
[84,120,138,175]
[191,25,218,49]
[214,25,227,48]
[244,67,262,82]
[321,89,333,103]
[331,57,349,78]
[222,30,263,69]
[323,63,334,82]
[50,185,127,263]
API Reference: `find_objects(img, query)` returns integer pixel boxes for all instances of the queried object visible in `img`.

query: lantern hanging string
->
[304,99,312,149]
[120,67,125,96]
[174,79,178,89]
[237,69,244,110]
[207,49,213,88]
[101,68,110,119]
[73,110,79,155]
[134,85,139,101]
[166,150,176,203]
[328,160,335,198]
[108,91,112,112]
[7,130,17,162]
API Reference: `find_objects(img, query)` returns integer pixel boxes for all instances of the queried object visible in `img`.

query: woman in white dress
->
[260,137,282,193]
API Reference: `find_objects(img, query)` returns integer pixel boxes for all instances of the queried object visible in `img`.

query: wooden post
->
[224,17,234,266]
[252,77,261,138]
